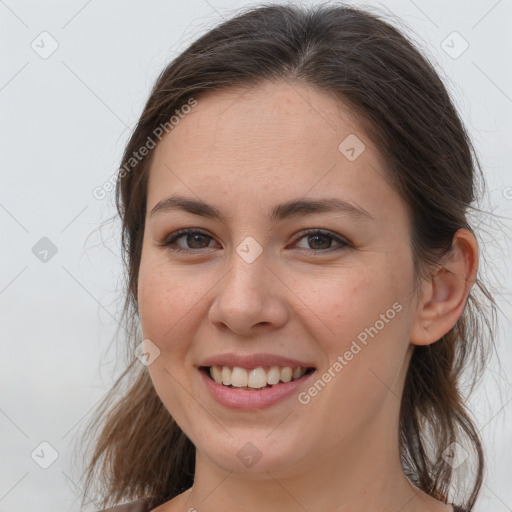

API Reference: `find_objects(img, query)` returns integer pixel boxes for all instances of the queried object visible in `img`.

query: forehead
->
[147,81,405,229]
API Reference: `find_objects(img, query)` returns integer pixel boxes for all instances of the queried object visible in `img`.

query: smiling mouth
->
[200,365,316,391]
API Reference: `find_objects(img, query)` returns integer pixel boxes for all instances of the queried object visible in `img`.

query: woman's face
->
[138,81,420,477]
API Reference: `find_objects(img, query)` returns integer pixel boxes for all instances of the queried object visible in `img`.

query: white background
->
[0,0,511,511]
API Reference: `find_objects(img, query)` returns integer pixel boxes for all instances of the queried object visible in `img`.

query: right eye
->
[160,228,217,253]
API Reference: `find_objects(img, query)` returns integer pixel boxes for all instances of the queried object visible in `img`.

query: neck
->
[184,413,447,512]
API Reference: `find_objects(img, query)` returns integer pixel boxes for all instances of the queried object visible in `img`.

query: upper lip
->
[199,353,316,369]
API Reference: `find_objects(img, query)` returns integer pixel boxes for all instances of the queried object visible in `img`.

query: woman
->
[77,3,497,511]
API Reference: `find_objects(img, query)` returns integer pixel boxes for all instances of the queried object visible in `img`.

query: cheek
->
[137,260,205,428]
[292,257,411,396]
[291,263,398,350]
[138,257,204,346]
[296,269,409,423]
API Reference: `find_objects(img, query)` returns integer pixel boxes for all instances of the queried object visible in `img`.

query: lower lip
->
[199,368,316,410]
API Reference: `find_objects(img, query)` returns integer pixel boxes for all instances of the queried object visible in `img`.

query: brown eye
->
[182,233,211,249]
[160,228,350,255]
[293,229,350,253]
[305,233,332,250]
[162,229,216,252]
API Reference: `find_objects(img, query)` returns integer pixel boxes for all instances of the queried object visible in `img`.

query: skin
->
[137,81,478,512]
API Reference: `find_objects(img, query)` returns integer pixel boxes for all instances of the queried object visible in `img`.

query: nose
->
[207,249,288,336]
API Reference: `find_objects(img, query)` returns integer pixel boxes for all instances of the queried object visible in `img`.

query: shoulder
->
[97,498,153,512]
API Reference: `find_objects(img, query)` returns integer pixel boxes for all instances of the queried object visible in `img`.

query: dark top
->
[98,498,467,511]
[99,499,152,512]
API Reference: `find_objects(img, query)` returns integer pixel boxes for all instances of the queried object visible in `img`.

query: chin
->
[197,433,308,476]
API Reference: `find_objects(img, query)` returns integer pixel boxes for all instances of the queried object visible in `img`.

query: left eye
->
[160,228,350,253]
[293,229,349,252]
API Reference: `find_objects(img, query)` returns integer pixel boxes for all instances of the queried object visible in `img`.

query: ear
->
[410,229,479,346]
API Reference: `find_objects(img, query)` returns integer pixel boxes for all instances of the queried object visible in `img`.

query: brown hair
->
[74,2,498,510]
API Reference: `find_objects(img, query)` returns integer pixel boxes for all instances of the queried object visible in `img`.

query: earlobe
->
[410,229,478,346]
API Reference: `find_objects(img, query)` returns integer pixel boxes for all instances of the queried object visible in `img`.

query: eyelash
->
[159,228,351,255]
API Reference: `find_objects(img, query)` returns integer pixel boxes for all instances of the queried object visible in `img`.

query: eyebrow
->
[149,196,374,222]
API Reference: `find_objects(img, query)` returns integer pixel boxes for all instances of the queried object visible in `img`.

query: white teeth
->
[231,367,248,387]
[211,365,222,383]
[267,366,281,385]
[208,365,310,389]
[280,367,293,383]
[248,367,267,388]
[221,366,231,386]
